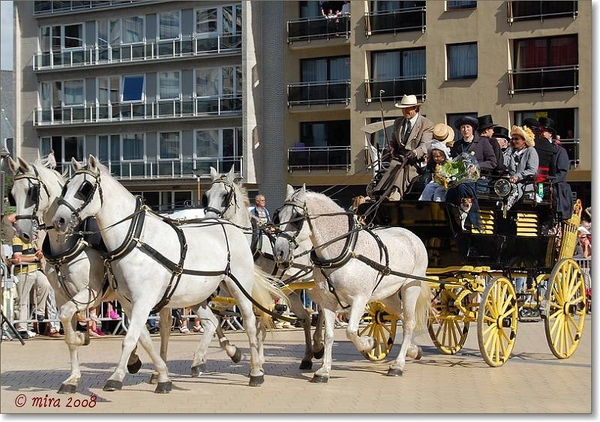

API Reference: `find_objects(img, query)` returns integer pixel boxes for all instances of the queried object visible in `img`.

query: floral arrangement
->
[434,152,481,189]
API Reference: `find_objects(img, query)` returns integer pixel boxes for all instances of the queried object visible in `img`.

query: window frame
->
[447,42,478,80]
[121,75,145,102]
[158,131,181,160]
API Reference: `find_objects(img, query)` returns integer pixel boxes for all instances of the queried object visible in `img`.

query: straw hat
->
[394,94,421,109]
[432,123,455,146]
[510,125,535,147]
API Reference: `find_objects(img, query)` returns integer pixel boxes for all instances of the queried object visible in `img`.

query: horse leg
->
[190,304,225,377]
[104,305,170,394]
[228,291,263,387]
[311,306,336,383]
[149,307,172,384]
[344,298,377,354]
[287,292,314,369]
[385,286,420,377]
[312,309,324,360]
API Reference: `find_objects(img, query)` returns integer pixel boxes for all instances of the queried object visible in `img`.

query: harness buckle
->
[382,266,391,276]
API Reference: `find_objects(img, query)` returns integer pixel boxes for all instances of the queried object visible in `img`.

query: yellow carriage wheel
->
[544,258,587,359]
[359,302,398,361]
[477,277,518,367]
[428,288,470,354]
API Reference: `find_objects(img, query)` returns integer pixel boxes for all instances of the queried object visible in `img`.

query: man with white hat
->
[371,94,434,201]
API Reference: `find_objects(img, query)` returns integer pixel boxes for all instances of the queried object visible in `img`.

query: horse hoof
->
[230,348,242,363]
[191,363,206,378]
[387,368,403,377]
[103,380,123,391]
[310,374,329,383]
[155,381,172,394]
[415,346,423,360]
[149,373,158,384]
[248,375,264,387]
[83,331,91,346]
[57,384,77,394]
[313,349,324,360]
[299,359,313,370]
[128,358,142,374]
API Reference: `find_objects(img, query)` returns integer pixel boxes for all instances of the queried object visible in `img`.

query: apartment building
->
[13,1,592,210]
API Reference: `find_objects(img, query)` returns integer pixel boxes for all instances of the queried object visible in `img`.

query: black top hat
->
[522,117,540,131]
[477,115,497,132]
[454,115,479,131]
[493,126,510,141]
[539,117,557,136]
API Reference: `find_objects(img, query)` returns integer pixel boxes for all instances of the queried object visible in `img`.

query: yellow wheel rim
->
[428,288,470,354]
[359,302,398,361]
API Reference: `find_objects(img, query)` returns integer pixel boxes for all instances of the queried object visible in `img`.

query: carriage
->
[355,176,587,367]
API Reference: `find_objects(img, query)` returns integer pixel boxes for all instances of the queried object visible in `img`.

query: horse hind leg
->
[287,292,314,369]
[311,306,337,383]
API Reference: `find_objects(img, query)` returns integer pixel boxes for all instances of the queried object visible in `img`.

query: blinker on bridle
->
[57,167,103,225]
[202,176,235,218]
[13,165,51,226]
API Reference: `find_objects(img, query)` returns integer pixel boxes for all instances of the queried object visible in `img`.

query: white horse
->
[203,167,324,369]
[51,155,283,392]
[8,157,150,393]
[272,185,431,382]
[8,158,241,392]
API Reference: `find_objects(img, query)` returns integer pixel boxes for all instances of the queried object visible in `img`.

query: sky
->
[1,1,13,70]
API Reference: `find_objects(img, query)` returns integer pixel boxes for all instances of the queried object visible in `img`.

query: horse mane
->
[235,181,250,208]
[303,190,344,215]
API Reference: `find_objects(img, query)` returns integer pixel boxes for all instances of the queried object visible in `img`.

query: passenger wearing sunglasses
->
[504,125,539,210]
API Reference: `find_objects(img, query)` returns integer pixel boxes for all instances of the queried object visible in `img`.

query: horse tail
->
[414,281,432,333]
[252,267,290,329]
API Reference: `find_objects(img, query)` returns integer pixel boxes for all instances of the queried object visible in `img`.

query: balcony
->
[507,65,579,96]
[33,34,242,71]
[364,5,427,37]
[507,1,578,24]
[287,16,351,44]
[59,156,243,181]
[287,146,351,172]
[33,1,154,16]
[287,80,351,107]
[33,96,242,126]
[364,76,427,103]
[559,137,580,169]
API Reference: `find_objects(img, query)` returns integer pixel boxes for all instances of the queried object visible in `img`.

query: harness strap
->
[310,213,359,268]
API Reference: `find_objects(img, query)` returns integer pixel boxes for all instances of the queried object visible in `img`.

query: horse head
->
[8,156,64,242]
[52,155,103,235]
[203,166,247,222]
[273,184,312,265]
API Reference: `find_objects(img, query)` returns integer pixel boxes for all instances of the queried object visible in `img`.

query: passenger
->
[418,140,452,202]
[504,125,540,210]
[370,94,434,201]
[492,126,512,170]
[477,114,505,174]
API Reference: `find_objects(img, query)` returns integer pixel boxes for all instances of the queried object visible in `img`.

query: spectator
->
[574,226,592,259]
[371,94,434,201]
[341,1,350,15]
[11,232,56,339]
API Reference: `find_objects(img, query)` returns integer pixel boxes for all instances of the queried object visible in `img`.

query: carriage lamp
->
[494,178,514,198]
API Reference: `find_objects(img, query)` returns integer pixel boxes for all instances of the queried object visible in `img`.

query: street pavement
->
[0,315,593,416]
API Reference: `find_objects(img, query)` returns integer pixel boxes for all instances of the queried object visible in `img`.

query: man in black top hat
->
[477,114,504,174]
[493,126,511,170]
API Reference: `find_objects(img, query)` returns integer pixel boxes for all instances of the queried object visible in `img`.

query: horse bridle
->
[57,167,104,226]
[12,166,51,230]
[202,176,236,218]
[273,198,313,260]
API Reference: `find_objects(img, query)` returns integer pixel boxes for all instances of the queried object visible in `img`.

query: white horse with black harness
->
[273,185,431,382]
[203,167,325,369]
[51,155,284,392]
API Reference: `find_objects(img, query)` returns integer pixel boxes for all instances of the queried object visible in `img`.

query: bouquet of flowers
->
[434,152,481,189]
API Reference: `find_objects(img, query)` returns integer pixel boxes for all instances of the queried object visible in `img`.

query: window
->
[195,128,243,173]
[63,80,84,105]
[195,5,242,36]
[447,1,477,10]
[159,72,180,100]
[195,66,241,97]
[97,134,120,166]
[373,48,426,80]
[97,18,120,48]
[159,11,180,40]
[514,35,577,69]
[40,24,83,52]
[300,120,350,148]
[64,136,85,162]
[159,132,180,159]
[196,8,218,34]
[122,75,145,102]
[301,56,350,82]
[122,133,144,160]
[122,16,144,44]
[447,42,478,79]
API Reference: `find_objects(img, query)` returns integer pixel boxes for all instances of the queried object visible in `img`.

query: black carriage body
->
[357,199,557,271]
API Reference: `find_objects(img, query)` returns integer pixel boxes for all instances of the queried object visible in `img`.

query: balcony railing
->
[364,76,427,103]
[287,16,351,44]
[287,146,351,172]
[33,96,242,126]
[287,80,351,107]
[33,1,154,15]
[507,66,579,96]
[507,1,578,23]
[34,34,242,71]
[557,137,580,170]
[59,156,243,181]
[364,5,427,36]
